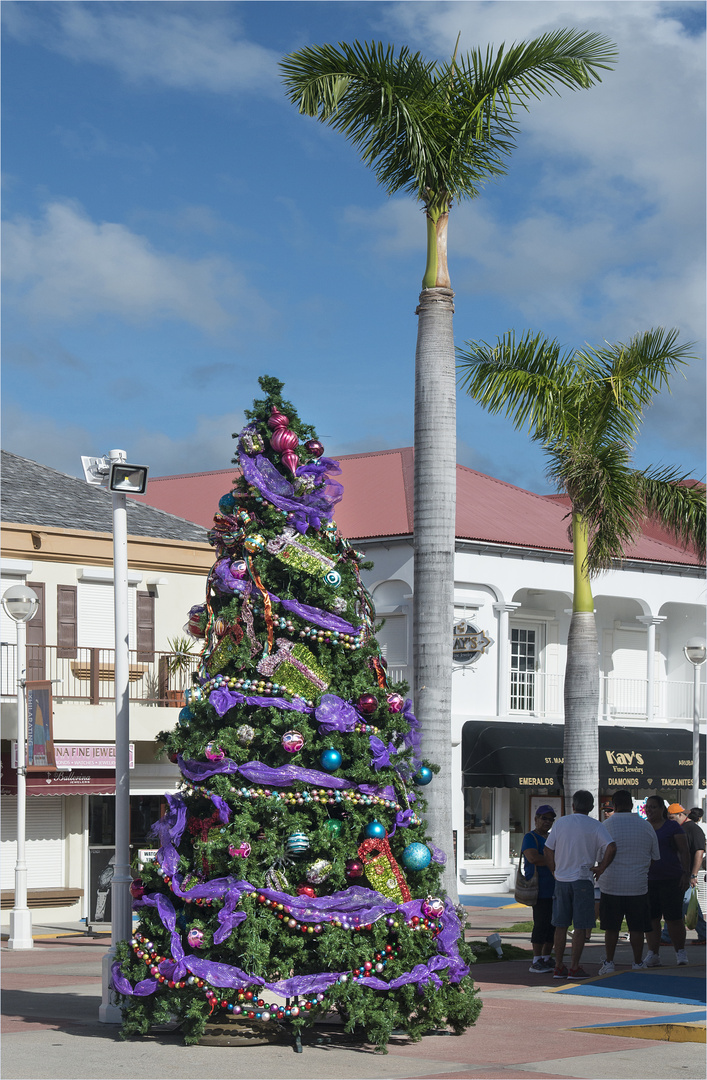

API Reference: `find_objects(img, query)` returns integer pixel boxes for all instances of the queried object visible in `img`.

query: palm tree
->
[281,33,616,897]
[458,327,705,804]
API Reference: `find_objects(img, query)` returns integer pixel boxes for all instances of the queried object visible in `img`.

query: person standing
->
[596,790,659,974]
[521,805,557,973]
[643,795,690,967]
[664,803,706,945]
[544,790,616,980]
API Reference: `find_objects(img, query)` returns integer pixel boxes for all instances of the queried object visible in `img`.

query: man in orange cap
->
[662,803,706,945]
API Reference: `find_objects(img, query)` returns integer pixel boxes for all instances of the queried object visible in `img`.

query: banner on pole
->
[25,681,57,771]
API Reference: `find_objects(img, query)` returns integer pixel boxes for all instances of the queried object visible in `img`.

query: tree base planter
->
[199,1014,288,1047]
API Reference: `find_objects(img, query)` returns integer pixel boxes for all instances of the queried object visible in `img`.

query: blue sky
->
[2,1,705,494]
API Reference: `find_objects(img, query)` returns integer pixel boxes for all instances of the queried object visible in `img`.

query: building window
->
[463,786,493,860]
[510,624,540,711]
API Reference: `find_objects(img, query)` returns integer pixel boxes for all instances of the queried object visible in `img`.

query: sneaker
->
[643,952,662,968]
[541,956,555,970]
[568,967,590,979]
[632,960,647,970]
[597,960,615,975]
[553,964,569,979]
[529,960,548,973]
[676,949,689,966]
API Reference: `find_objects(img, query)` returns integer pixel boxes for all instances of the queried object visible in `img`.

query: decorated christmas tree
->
[113,376,480,1049]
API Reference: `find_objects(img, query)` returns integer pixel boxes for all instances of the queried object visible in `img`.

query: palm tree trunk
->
[413,286,458,901]
[563,512,599,809]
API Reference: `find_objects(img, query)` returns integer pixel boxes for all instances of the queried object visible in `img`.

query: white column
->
[637,615,666,722]
[493,602,520,715]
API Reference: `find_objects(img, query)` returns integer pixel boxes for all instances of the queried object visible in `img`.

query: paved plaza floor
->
[2,898,705,1080]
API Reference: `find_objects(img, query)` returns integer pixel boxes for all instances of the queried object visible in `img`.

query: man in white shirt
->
[596,789,660,974]
[544,789,616,980]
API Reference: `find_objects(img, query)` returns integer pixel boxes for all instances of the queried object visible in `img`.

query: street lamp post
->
[2,583,40,950]
[683,637,706,807]
[81,450,148,1023]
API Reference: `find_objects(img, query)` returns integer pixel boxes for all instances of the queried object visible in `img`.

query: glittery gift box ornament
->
[358,836,411,904]
[256,638,329,698]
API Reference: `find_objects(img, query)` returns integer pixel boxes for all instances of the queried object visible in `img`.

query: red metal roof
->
[129,449,703,567]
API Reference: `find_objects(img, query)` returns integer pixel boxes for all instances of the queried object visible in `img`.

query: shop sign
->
[11,742,135,770]
[453,620,494,665]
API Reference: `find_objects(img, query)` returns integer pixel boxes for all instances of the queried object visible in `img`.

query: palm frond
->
[457,330,577,442]
[545,443,645,573]
[638,466,706,559]
[280,33,616,208]
[574,328,695,447]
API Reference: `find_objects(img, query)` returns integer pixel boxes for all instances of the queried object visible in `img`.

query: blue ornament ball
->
[285,832,310,856]
[414,766,433,786]
[178,707,193,726]
[324,569,341,588]
[219,492,236,513]
[402,842,432,870]
[320,747,342,772]
[364,820,386,840]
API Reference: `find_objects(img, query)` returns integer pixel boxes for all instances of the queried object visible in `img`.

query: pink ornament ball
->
[422,896,445,918]
[386,693,405,713]
[345,858,364,879]
[130,878,145,899]
[305,440,324,458]
[357,693,378,715]
[205,742,225,761]
[282,730,305,753]
[187,928,204,948]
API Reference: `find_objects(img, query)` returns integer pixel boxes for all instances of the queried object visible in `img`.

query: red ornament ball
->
[345,858,364,879]
[297,885,316,898]
[357,694,378,715]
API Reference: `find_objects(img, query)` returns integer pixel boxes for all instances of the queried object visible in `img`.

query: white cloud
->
[2,200,270,333]
[2,1,281,94]
[1,402,245,480]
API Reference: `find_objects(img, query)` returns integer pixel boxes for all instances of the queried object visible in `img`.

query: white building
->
[1,452,211,927]
[135,448,706,898]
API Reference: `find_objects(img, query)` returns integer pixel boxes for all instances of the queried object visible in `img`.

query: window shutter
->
[1,795,64,890]
[57,585,78,659]
[26,581,46,680]
[136,592,155,661]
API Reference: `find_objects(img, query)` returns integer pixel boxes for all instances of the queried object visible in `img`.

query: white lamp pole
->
[684,637,706,807]
[81,449,148,1024]
[2,584,39,950]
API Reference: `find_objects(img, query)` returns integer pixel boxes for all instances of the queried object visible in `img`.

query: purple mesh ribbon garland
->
[209,688,313,717]
[178,754,354,790]
[239,453,340,535]
[315,694,359,734]
[113,882,469,999]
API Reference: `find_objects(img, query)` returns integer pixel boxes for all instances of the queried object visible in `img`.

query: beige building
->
[1,451,212,927]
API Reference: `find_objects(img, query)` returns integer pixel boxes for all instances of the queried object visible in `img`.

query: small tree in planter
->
[164,635,197,705]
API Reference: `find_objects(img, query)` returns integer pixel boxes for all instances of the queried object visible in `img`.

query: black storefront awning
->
[462,721,706,791]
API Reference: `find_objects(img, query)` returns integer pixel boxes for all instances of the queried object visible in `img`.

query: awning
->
[462,721,706,790]
[1,755,115,796]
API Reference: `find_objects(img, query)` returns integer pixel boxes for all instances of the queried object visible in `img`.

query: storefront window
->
[464,786,493,859]
[509,788,527,858]
[88,795,163,855]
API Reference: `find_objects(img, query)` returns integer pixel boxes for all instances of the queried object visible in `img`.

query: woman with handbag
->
[520,805,557,973]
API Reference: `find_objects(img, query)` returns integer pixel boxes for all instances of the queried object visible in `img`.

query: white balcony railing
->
[0,643,200,706]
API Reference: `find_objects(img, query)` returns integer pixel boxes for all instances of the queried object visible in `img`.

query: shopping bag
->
[685,886,700,930]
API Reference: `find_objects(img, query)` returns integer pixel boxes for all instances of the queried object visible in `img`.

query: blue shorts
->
[552,879,596,930]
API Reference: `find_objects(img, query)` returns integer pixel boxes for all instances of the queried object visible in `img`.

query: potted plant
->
[163,635,197,706]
